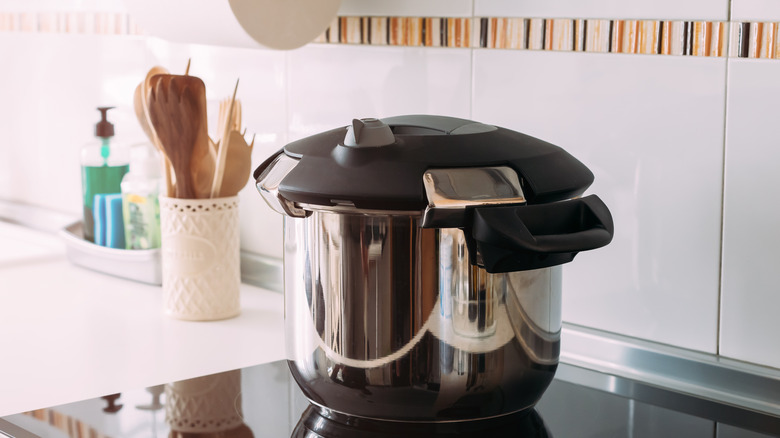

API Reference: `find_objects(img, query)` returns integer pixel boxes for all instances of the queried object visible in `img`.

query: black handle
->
[469,195,613,273]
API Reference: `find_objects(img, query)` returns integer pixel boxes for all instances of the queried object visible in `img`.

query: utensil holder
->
[160,196,240,321]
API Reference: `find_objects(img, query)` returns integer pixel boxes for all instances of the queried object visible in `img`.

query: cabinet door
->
[473,49,726,353]
[721,58,780,369]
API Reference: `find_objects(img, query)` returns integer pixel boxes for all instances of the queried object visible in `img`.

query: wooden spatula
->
[140,66,173,196]
[147,74,210,199]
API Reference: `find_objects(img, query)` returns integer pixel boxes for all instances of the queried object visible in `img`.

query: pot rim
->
[296,203,423,217]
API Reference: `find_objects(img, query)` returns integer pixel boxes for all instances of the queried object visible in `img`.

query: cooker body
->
[283,211,562,422]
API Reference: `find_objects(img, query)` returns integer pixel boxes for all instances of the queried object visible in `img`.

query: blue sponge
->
[105,194,125,249]
[93,194,107,246]
[93,193,125,248]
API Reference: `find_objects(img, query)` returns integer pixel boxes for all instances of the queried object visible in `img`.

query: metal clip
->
[255,153,309,218]
[421,166,526,228]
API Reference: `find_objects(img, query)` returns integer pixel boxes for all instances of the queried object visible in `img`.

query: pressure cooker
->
[254,115,613,423]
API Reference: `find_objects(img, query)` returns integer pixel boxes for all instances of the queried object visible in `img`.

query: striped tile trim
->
[314,17,472,47]
[0,11,141,35]
[478,18,728,56]
[0,11,778,59]
[314,16,780,59]
[729,22,780,59]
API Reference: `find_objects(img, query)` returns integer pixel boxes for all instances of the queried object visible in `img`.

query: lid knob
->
[343,118,395,147]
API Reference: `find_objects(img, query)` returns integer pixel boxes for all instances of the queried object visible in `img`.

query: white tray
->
[60,221,162,285]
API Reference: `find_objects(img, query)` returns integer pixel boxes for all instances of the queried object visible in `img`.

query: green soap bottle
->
[81,107,129,242]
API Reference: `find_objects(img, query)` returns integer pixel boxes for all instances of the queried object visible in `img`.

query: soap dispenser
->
[81,107,130,242]
[121,144,162,250]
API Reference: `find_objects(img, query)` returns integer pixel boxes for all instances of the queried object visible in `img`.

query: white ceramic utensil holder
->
[160,196,240,321]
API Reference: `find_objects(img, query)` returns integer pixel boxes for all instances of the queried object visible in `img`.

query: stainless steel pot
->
[254,116,613,422]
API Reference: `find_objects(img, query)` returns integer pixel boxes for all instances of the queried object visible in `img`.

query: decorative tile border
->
[729,22,780,59]
[0,11,779,60]
[0,11,141,35]
[313,16,472,47]
[478,18,728,56]
[314,16,780,59]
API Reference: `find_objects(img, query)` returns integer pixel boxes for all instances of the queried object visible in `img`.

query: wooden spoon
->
[141,66,174,196]
[147,75,209,199]
[134,81,176,197]
[216,130,254,197]
[133,84,156,143]
[143,66,169,103]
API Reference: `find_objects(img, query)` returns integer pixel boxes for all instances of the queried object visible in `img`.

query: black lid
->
[95,107,115,138]
[264,115,594,211]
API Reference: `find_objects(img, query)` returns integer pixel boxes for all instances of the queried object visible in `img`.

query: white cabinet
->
[473,49,726,353]
[720,59,780,369]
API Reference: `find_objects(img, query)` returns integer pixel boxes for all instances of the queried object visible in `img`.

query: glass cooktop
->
[1,360,778,438]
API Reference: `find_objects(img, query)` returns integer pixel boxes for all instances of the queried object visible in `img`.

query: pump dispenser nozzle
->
[96,107,115,138]
[95,107,115,165]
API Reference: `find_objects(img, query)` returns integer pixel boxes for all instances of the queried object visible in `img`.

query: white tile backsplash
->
[720,59,780,369]
[3,0,780,367]
[473,50,726,353]
[731,0,780,22]
[0,33,152,217]
[288,44,472,141]
[0,34,287,258]
[474,0,729,21]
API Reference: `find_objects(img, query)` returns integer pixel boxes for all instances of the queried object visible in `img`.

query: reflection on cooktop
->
[292,404,551,437]
[1,361,778,438]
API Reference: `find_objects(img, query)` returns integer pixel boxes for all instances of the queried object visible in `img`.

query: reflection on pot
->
[285,213,562,422]
[165,370,254,438]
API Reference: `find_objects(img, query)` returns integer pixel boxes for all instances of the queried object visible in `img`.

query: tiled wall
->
[1,0,779,369]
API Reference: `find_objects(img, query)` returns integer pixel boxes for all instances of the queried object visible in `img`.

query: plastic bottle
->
[81,107,129,242]
[121,144,163,250]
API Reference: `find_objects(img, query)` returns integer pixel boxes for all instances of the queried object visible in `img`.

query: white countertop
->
[0,222,286,417]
